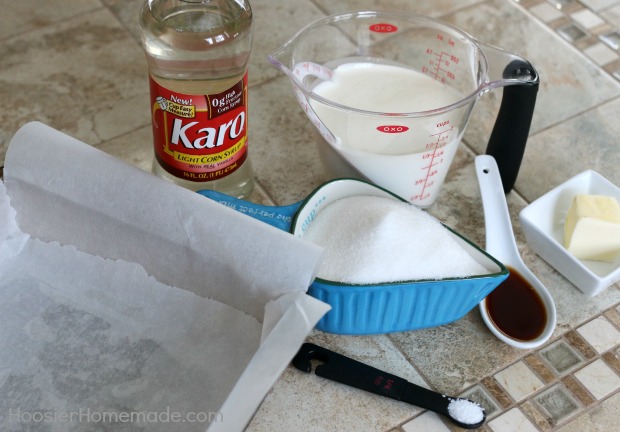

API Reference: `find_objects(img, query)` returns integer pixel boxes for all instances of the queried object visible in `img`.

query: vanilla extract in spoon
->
[485,266,547,341]
[475,155,556,349]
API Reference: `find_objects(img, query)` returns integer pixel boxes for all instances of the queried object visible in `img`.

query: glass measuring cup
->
[268,11,539,208]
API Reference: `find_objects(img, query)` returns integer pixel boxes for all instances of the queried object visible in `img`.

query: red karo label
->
[148,73,248,182]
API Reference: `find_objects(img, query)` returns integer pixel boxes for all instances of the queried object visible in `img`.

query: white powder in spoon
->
[302,195,488,284]
[447,398,484,425]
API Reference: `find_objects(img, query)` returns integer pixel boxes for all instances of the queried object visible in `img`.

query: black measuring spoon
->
[293,343,485,429]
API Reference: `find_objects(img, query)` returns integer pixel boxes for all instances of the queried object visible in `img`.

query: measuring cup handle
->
[196,189,301,232]
[485,60,539,193]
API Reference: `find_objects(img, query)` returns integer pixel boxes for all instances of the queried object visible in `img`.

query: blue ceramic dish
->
[198,179,508,334]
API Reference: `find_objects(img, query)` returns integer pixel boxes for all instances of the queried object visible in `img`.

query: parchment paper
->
[0,122,330,432]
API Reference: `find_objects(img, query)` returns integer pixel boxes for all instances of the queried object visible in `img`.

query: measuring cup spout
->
[268,42,293,80]
[479,42,539,193]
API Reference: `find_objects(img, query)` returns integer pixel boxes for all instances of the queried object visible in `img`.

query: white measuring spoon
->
[475,155,556,349]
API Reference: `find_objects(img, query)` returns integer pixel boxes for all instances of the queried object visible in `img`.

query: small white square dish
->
[519,170,620,296]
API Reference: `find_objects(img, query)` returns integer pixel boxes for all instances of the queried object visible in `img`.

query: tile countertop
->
[1,0,620,431]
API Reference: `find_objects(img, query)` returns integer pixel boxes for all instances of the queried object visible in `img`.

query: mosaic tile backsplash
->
[519,0,620,79]
[398,306,620,431]
[451,307,620,430]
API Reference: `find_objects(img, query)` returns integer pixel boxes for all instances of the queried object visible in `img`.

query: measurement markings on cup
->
[413,126,452,203]
[425,51,459,83]
[423,34,460,83]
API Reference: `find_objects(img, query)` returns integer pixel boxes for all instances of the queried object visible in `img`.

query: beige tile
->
[516,98,620,203]
[530,2,565,22]
[247,76,328,205]
[583,41,620,66]
[0,8,148,163]
[580,0,620,12]
[601,5,620,28]
[577,317,620,354]
[0,0,102,40]
[556,391,620,431]
[488,407,539,432]
[574,359,620,399]
[494,361,545,402]
[94,93,151,142]
[101,0,143,41]
[570,8,606,29]
[402,412,451,431]
[94,125,153,173]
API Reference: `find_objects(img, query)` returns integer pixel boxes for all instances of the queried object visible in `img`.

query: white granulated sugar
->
[447,398,484,425]
[302,195,488,284]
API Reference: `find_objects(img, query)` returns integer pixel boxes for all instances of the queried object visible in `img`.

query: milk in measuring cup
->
[311,62,465,206]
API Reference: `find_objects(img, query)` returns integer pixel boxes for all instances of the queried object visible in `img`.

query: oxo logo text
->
[376,125,409,133]
[369,23,398,33]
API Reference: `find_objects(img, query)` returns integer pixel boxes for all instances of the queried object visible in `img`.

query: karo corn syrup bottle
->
[140,0,254,198]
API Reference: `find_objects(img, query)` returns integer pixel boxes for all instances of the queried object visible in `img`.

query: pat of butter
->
[564,194,620,262]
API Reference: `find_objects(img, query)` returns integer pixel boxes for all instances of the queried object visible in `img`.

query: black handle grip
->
[485,60,539,193]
